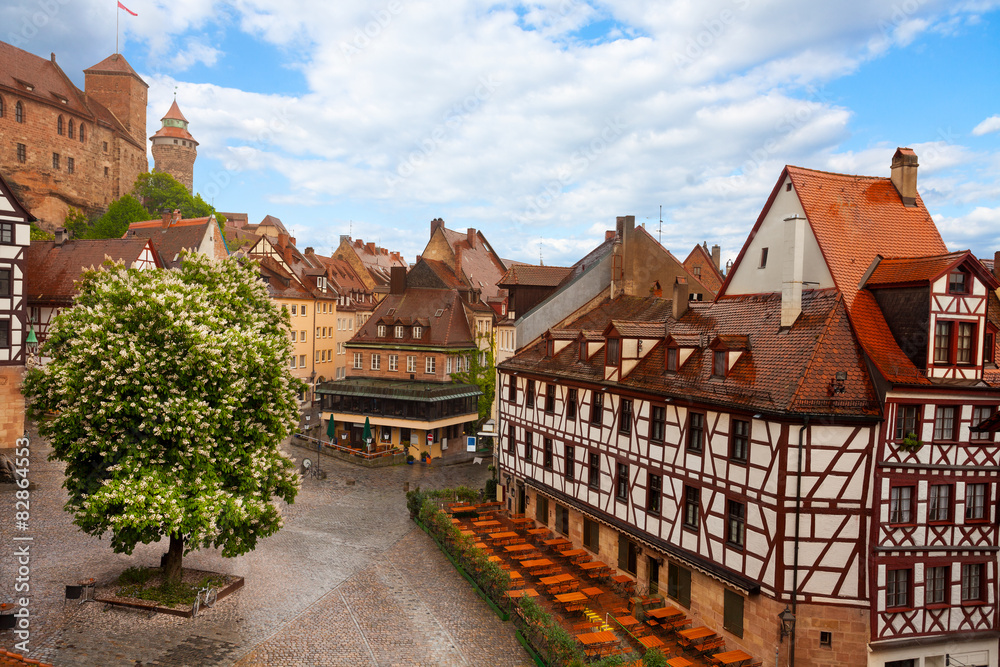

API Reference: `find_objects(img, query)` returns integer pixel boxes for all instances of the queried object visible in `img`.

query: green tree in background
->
[133,171,216,221]
[450,332,496,429]
[83,194,149,240]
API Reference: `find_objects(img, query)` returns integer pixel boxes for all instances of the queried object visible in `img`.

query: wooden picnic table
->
[559,548,589,560]
[527,527,550,536]
[713,649,753,666]
[506,588,538,599]
[540,573,574,584]
[615,614,641,631]
[646,606,683,620]
[520,558,553,570]
[581,586,604,599]
[556,591,588,604]
[473,519,501,528]
[504,543,535,554]
[666,658,693,667]
[459,530,475,537]
[678,626,715,645]
[509,570,523,584]
[474,541,489,550]
[544,537,572,548]
[611,574,636,594]
[576,630,616,646]
[639,635,664,649]
[510,517,533,527]
[579,560,612,577]
[490,531,520,540]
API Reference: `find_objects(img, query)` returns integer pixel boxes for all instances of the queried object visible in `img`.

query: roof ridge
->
[786,164,887,181]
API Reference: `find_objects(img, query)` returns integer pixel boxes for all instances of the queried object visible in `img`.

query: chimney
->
[277,232,289,249]
[305,247,314,255]
[891,147,919,207]
[781,215,807,328]
[467,228,476,247]
[712,244,721,270]
[340,234,351,244]
[55,227,68,245]
[994,251,1000,283]
[172,209,181,225]
[290,237,296,247]
[161,208,171,227]
[672,277,689,319]
[366,242,375,254]
[615,215,635,239]
[390,266,406,295]
[431,218,445,235]
[605,230,615,241]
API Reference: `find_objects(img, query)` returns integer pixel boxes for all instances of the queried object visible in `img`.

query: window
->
[79,124,85,142]
[300,330,306,342]
[965,483,988,521]
[507,375,516,401]
[618,534,637,575]
[555,505,569,535]
[684,486,699,530]
[819,632,832,648]
[299,354,305,367]
[543,438,553,469]
[887,568,910,609]
[759,247,768,268]
[301,306,306,316]
[16,144,26,164]
[723,590,744,638]
[290,331,297,342]
[526,380,535,407]
[15,102,23,123]
[407,355,416,373]
[925,566,948,605]
[425,356,436,374]
[0,319,9,348]
[606,337,620,365]
[291,304,297,315]
[615,462,629,502]
[290,356,297,369]
[933,406,956,441]
[687,412,704,452]
[667,563,692,608]
[353,352,362,369]
[894,405,921,440]
[395,325,404,338]
[948,270,969,294]
[66,156,74,173]
[524,431,533,462]
[316,327,321,338]
[583,517,599,552]
[972,405,994,440]
[727,500,745,549]
[962,563,983,602]
[579,338,588,361]
[412,326,422,339]
[68,119,74,138]
[545,384,556,413]
[446,357,452,374]
[52,153,60,169]
[928,484,952,523]
[0,96,3,117]
[666,347,678,371]
[730,419,750,462]
[693,266,701,277]
[0,269,9,296]
[588,452,600,488]
[934,322,951,363]
[564,445,575,480]
[957,322,974,363]
[985,331,995,364]
[103,166,109,178]
[371,353,380,370]
[57,116,64,135]
[590,391,603,425]
[536,495,548,524]
[650,405,666,442]
[567,388,577,420]
[889,486,914,524]
[619,398,632,434]
[377,324,386,337]
[713,350,726,377]
[102,141,108,152]
[648,473,661,514]
[388,354,398,372]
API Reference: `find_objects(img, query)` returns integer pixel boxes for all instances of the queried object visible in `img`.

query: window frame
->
[353,352,363,369]
[0,223,11,245]
[606,337,620,366]
[566,388,577,421]
[565,445,574,480]
[712,349,726,378]
[928,484,953,524]
[971,405,994,441]
[524,431,533,462]
[543,437,553,470]
[0,319,9,349]
[590,391,603,426]
[730,419,750,463]
[588,451,600,489]
[933,405,957,442]
[526,379,535,408]
[666,346,678,372]
[544,383,556,414]
[886,568,912,611]
[0,269,10,297]
[647,473,661,515]
[925,565,948,607]
[425,356,436,374]
[726,499,746,550]
[888,485,915,525]
[507,424,516,455]
[948,269,969,295]
[388,354,398,372]
[687,411,705,453]
[507,375,517,402]
[683,486,699,531]
[894,404,922,441]
[619,398,633,434]
[965,483,988,522]
[370,353,381,370]
[649,404,666,442]
[615,462,629,502]
[961,563,984,603]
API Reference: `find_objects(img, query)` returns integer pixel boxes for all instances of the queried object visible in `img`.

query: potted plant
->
[406,454,415,465]
[898,432,924,454]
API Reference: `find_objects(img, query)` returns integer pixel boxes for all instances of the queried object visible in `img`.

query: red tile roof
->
[150,125,197,143]
[498,264,573,287]
[160,99,188,123]
[27,238,156,303]
[682,243,724,294]
[353,288,477,349]
[125,217,217,268]
[844,290,929,385]
[865,250,997,289]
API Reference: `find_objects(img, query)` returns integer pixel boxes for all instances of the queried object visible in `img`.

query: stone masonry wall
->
[0,365,25,449]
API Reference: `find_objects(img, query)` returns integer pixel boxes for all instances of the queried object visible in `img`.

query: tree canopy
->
[133,171,218,222]
[24,254,302,581]
[83,194,149,240]
[450,333,496,429]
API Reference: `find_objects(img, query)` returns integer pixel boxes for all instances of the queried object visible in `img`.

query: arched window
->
[68,119,75,139]
[57,115,64,135]
[79,123,85,142]
[15,102,23,123]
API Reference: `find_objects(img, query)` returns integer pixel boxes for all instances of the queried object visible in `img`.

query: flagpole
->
[116,0,119,54]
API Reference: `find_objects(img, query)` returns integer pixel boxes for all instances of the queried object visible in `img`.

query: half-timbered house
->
[0,170,33,450]
[497,148,1000,667]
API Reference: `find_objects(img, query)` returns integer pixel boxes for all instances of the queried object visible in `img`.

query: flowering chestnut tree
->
[24,254,302,583]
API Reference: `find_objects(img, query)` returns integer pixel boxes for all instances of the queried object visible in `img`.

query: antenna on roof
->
[539,241,543,266]
[658,205,663,245]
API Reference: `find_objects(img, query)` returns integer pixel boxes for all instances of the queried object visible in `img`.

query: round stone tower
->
[149,99,198,192]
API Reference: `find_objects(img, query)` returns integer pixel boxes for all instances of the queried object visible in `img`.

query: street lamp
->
[778,606,796,642]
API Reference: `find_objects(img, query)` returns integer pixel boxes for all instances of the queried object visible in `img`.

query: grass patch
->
[114,567,229,607]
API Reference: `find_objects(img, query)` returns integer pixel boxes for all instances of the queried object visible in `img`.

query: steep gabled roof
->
[848,290,929,385]
[353,288,477,349]
[27,238,158,302]
[864,250,998,290]
[125,216,221,268]
[498,264,573,287]
[682,243,724,293]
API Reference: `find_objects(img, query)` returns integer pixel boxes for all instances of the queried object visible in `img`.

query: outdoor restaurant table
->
[543,537,572,548]
[473,519,501,528]
[614,614,641,631]
[646,606,683,620]
[510,517,534,527]
[579,560,612,576]
[460,530,475,537]
[639,635,664,649]
[581,586,604,599]
[611,574,636,593]
[521,558,553,570]
[559,548,589,560]
[504,543,535,554]
[540,573,575,585]
[576,630,616,647]
[490,531,520,540]
[527,527,549,536]
[713,649,753,666]
[506,588,538,599]
[666,658,693,667]
[678,626,716,645]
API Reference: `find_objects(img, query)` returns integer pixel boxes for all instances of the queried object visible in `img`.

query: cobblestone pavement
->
[0,427,532,666]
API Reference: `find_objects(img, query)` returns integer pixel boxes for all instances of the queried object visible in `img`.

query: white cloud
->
[169,38,222,70]
[973,115,1000,136]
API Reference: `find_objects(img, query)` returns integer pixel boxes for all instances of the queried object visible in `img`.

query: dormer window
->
[666,347,678,372]
[606,338,620,366]
[935,320,976,365]
[579,338,587,362]
[713,350,726,378]
[546,338,555,358]
[395,325,404,338]
[377,324,386,337]
[413,326,422,339]
[948,270,969,294]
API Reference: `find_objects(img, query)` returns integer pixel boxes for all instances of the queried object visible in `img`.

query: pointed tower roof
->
[83,53,146,83]
[150,98,197,144]
[161,99,188,123]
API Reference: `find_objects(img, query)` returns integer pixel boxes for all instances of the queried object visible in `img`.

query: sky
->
[4,0,1000,268]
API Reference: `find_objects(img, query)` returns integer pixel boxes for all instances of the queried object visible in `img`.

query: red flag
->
[117,1,138,16]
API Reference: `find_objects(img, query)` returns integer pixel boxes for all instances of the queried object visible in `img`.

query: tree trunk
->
[163,533,184,584]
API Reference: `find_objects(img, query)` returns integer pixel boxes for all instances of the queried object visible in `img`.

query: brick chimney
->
[994,251,1000,283]
[615,215,635,240]
[277,232,289,248]
[672,277,689,319]
[781,215,807,328]
[712,244,721,270]
[171,209,181,225]
[467,228,476,247]
[160,208,172,227]
[290,237,296,247]
[305,247,314,255]
[55,227,68,245]
[366,242,375,254]
[891,147,919,207]
[283,245,294,266]
[390,266,406,295]
[431,218,445,235]
[605,230,615,241]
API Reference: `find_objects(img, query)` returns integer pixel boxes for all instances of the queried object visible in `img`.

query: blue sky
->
[4,0,1000,267]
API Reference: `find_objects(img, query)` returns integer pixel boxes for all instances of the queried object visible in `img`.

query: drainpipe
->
[791,417,809,667]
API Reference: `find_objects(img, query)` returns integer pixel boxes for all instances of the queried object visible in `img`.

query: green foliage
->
[899,432,924,453]
[30,222,54,240]
[517,594,586,665]
[591,654,637,667]
[23,254,303,565]
[116,570,227,606]
[484,477,497,501]
[132,171,216,219]
[642,646,667,667]
[449,332,496,428]
[84,194,149,239]
[63,207,92,239]
[117,565,155,587]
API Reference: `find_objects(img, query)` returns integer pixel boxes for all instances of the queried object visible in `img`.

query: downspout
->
[791,417,809,667]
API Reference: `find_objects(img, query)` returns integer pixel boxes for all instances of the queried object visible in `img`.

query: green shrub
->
[643,646,667,667]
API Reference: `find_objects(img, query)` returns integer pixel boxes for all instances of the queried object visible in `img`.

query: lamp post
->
[778,605,796,641]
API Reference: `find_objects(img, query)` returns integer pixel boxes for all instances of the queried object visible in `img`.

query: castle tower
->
[84,53,149,148]
[149,99,198,192]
